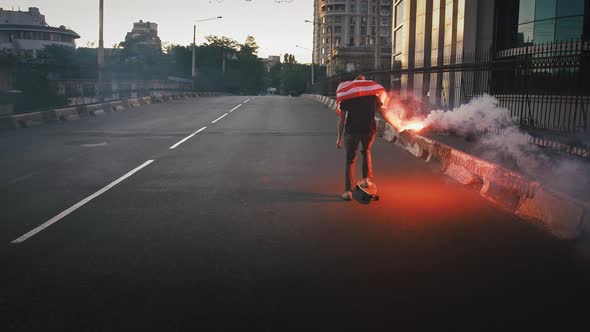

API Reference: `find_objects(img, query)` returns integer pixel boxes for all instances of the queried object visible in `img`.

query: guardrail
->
[0,92,232,130]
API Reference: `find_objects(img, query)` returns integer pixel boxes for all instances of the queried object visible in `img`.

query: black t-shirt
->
[340,95,381,135]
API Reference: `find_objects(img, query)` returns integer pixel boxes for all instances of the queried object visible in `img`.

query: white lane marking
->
[169,127,207,150]
[229,104,242,113]
[11,160,155,244]
[80,142,108,148]
[8,172,38,185]
[243,98,252,104]
[211,113,228,124]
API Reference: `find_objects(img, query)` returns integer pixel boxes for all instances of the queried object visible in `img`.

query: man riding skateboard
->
[336,75,398,201]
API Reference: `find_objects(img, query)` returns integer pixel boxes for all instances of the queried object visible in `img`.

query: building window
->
[334,15,342,23]
[557,0,585,16]
[555,16,584,41]
[536,0,557,21]
[334,26,342,34]
[517,0,585,45]
[349,36,355,46]
[395,1,404,28]
[394,27,403,53]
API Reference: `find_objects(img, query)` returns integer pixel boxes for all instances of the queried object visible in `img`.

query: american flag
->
[335,79,388,117]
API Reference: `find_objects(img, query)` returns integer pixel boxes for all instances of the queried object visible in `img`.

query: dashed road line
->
[212,113,228,124]
[229,104,242,113]
[11,160,155,244]
[169,127,207,150]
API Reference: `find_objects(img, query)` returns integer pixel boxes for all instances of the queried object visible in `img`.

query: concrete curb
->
[303,94,588,239]
[0,92,236,131]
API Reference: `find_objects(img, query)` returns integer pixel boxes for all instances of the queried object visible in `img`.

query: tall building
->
[312,0,393,76]
[124,20,162,50]
[264,55,281,72]
[391,0,589,108]
[0,7,80,57]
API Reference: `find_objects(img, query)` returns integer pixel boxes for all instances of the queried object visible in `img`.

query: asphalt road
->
[1,96,588,331]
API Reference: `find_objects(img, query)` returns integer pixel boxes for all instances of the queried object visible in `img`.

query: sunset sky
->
[5,0,314,62]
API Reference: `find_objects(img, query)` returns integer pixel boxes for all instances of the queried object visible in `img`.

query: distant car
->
[289,91,302,97]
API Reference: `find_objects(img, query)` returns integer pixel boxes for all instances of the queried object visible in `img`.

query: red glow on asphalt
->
[353,174,489,223]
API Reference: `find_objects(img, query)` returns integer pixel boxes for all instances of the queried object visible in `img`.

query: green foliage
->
[279,53,326,95]
[2,34,328,113]
[204,35,240,50]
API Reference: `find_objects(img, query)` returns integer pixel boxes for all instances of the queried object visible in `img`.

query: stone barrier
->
[0,92,225,132]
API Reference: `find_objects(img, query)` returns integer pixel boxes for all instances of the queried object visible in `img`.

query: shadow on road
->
[248,189,343,203]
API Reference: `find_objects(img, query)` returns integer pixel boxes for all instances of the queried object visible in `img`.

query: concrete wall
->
[52,79,192,106]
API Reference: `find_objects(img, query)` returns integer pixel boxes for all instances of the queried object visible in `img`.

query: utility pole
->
[375,0,381,71]
[305,19,327,79]
[296,45,314,86]
[191,17,222,91]
[329,26,334,76]
[222,48,226,74]
[311,53,315,85]
[98,0,104,102]
[192,24,196,91]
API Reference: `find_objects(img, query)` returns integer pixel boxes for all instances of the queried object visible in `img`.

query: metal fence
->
[310,39,590,134]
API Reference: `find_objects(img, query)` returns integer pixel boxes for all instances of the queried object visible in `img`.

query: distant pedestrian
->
[335,75,397,200]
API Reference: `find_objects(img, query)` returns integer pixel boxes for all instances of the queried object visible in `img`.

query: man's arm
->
[377,107,401,132]
[336,109,347,149]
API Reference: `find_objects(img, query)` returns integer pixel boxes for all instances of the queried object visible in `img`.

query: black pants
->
[344,132,376,191]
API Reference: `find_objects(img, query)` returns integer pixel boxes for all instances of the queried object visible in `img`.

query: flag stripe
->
[336,80,375,91]
[337,80,380,93]
[337,85,385,99]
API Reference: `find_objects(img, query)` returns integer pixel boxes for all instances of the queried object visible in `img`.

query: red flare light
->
[401,121,426,132]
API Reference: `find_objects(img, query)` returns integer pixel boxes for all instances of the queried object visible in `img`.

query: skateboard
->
[356,180,379,201]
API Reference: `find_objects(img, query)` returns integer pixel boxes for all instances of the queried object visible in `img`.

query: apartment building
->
[312,0,393,76]
[0,7,80,57]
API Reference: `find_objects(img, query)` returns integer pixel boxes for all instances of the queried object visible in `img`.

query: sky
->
[4,0,314,63]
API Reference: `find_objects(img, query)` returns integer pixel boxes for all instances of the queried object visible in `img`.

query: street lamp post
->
[296,45,314,86]
[192,16,222,91]
[98,0,104,102]
[305,19,332,77]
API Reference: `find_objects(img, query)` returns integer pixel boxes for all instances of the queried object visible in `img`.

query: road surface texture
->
[1,96,588,331]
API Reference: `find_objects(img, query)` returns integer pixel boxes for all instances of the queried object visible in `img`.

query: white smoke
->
[423,95,590,197]
[424,94,512,135]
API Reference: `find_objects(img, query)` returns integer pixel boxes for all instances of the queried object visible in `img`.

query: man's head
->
[355,75,366,80]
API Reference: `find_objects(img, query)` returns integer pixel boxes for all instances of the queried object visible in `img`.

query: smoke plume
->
[419,95,589,197]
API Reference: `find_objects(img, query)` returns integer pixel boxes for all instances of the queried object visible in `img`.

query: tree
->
[241,35,259,55]
[204,35,240,50]
[280,53,311,95]
[237,36,264,94]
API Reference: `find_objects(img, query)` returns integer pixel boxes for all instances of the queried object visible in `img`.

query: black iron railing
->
[310,39,590,134]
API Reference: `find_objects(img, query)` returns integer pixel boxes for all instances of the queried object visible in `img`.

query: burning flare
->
[381,92,426,133]
[400,121,426,132]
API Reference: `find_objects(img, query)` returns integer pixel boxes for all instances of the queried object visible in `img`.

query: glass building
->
[517,0,586,46]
